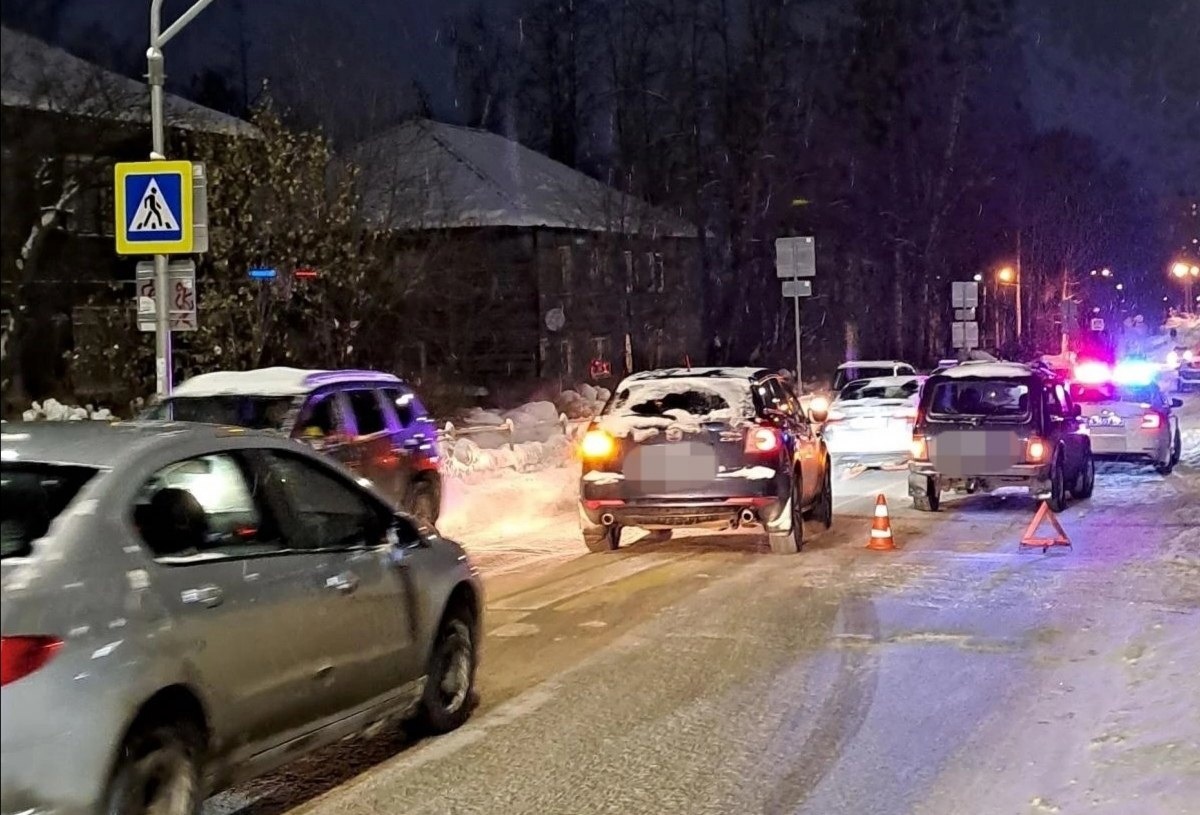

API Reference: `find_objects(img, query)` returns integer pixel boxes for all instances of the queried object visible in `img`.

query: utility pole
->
[148,0,216,396]
[1015,227,1023,341]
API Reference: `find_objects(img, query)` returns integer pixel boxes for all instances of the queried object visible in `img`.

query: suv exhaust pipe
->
[739,508,757,526]
[600,512,616,526]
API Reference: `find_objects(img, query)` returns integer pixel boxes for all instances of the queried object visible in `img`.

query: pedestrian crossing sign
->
[114,160,194,254]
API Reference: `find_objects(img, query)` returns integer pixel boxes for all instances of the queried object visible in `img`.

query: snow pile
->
[555,384,610,419]
[21,400,114,422]
[442,434,574,480]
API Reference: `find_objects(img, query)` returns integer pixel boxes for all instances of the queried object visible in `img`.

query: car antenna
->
[684,354,692,371]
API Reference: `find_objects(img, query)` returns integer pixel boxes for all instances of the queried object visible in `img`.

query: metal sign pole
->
[793,278,802,388]
[147,0,215,396]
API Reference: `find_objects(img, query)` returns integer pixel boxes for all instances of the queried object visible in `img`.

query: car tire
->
[1071,450,1096,499]
[409,479,440,525]
[412,607,476,735]
[814,465,834,530]
[768,477,804,554]
[582,524,621,553]
[106,718,203,815]
[1165,427,1182,470]
[913,477,940,512]
[1047,453,1068,513]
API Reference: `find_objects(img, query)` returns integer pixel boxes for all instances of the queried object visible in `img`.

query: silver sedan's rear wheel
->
[106,721,202,815]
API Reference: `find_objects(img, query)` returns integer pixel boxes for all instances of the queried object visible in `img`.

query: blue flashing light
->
[1113,361,1157,387]
[249,267,277,280]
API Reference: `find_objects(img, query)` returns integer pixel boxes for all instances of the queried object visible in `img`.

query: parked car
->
[909,362,1095,512]
[1,421,481,815]
[1070,360,1183,474]
[578,367,832,554]
[149,367,442,522]
[822,375,925,467]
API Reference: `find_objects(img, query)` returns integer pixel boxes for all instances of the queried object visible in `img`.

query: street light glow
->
[1115,283,1124,291]
[997,266,1015,283]
[973,273,982,282]
[1101,268,1112,277]
[1173,262,1190,278]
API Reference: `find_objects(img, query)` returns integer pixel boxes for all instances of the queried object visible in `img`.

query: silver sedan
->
[1,421,482,815]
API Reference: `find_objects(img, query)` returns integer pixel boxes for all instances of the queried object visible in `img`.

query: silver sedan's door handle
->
[325,571,360,594]
[181,584,223,608]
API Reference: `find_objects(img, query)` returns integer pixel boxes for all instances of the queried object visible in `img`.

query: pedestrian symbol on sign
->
[129,178,180,233]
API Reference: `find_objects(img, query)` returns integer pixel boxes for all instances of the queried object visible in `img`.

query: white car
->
[1071,362,1183,474]
[822,375,924,467]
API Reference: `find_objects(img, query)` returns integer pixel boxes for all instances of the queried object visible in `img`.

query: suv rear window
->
[606,378,753,421]
[927,379,1031,419]
[1,464,100,558]
[833,366,896,391]
[840,379,920,401]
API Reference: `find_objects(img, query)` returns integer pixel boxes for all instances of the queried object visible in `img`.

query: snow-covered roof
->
[842,375,924,388]
[836,360,910,370]
[171,367,401,398]
[621,367,769,384]
[354,119,697,237]
[0,26,256,137]
[937,362,1034,380]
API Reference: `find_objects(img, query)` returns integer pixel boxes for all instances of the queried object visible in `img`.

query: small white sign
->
[775,236,816,279]
[135,260,197,332]
[1090,317,1105,332]
[781,279,813,298]
[951,282,979,309]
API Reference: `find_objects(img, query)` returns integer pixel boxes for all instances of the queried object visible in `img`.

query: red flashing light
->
[294,267,318,279]
[1073,361,1110,385]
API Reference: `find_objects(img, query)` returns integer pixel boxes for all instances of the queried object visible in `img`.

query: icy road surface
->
[209,396,1200,815]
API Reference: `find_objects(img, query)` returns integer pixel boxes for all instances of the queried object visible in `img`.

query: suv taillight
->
[745,426,781,454]
[1,636,62,686]
[1025,438,1047,463]
[1141,412,1162,430]
[910,435,928,461]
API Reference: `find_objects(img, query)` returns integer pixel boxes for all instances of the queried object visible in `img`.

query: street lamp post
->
[998,265,1021,340]
[147,0,217,396]
[1172,261,1200,312]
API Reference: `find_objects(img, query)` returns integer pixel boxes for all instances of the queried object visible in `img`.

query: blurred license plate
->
[1088,415,1123,427]
[624,443,717,491]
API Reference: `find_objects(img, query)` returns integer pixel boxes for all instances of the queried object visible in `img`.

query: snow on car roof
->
[836,360,908,369]
[620,367,770,383]
[171,367,402,398]
[937,362,1034,379]
[842,375,923,388]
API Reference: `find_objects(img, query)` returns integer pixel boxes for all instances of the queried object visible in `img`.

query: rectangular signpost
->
[775,236,816,387]
[135,260,197,332]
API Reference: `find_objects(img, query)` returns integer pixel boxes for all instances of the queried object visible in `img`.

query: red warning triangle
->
[1019,501,1071,551]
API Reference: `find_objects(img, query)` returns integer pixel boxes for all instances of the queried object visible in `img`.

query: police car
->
[1070,360,1183,474]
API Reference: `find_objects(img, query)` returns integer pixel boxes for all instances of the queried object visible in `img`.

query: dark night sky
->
[3,0,1197,194]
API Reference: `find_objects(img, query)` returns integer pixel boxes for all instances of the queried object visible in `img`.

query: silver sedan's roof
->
[0,421,288,469]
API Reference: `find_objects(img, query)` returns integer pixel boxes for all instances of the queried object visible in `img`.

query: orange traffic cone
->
[866,494,897,550]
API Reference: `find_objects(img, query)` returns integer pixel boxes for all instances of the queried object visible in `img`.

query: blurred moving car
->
[831,360,918,393]
[149,367,442,522]
[1174,347,1200,392]
[909,362,1095,512]
[1070,360,1183,474]
[823,375,925,467]
[1,422,481,815]
[578,367,832,554]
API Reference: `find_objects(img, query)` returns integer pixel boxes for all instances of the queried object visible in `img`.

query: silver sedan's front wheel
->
[414,609,477,735]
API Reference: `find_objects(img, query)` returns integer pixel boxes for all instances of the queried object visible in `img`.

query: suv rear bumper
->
[580,495,787,531]
[908,461,1052,497]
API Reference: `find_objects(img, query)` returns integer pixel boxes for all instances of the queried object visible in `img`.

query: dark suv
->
[578,367,832,554]
[151,367,443,521]
[908,361,1095,512]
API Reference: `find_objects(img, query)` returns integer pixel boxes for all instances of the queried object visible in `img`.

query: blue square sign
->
[114,160,194,254]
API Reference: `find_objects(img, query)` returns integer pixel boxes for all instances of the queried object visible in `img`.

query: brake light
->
[580,429,616,459]
[1141,413,1162,430]
[910,436,928,461]
[745,427,780,454]
[1026,438,1046,463]
[1,636,62,686]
